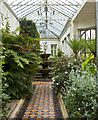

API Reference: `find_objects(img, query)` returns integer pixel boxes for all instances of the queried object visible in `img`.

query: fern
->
[2,20,40,100]
[6,49,29,68]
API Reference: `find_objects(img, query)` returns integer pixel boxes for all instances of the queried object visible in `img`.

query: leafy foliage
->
[51,55,83,93]
[20,18,40,38]
[2,18,40,100]
[57,49,63,57]
[1,45,10,119]
[63,70,96,120]
[51,54,97,119]
[82,55,97,74]
[2,31,40,99]
[85,38,96,56]
[1,18,40,119]
[66,39,85,57]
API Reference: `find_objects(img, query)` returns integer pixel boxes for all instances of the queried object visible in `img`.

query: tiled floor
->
[23,82,55,119]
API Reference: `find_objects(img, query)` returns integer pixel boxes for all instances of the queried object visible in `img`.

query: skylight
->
[6,0,83,38]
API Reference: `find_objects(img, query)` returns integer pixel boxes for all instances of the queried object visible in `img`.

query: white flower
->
[53,79,55,82]
[92,106,94,109]
[55,76,58,78]
[56,83,59,85]
[74,59,76,61]
[52,77,54,80]
[73,88,76,90]
[68,64,70,67]
[78,108,81,110]
[65,71,68,74]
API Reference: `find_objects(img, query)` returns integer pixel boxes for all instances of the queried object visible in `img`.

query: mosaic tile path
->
[23,82,56,119]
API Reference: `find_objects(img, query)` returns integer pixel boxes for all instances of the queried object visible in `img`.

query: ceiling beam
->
[48,24,61,32]
[18,7,41,18]
[50,0,75,15]
[13,0,30,10]
[47,17,64,26]
[58,0,78,11]
[35,17,67,23]
[50,6,72,19]
[47,28,59,38]
[16,1,41,14]
[10,3,81,7]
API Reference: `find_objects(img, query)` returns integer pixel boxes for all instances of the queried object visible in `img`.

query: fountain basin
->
[40,61,52,69]
[40,54,51,61]
[40,69,52,78]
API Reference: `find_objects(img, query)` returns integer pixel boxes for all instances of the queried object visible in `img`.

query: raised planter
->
[8,99,24,119]
[57,92,68,119]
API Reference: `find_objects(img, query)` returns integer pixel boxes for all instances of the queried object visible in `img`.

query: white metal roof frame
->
[5,0,83,38]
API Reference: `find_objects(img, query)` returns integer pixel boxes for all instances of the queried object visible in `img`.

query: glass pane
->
[51,45,53,49]
[86,30,90,40]
[54,45,57,49]
[51,50,53,56]
[91,29,95,39]
[81,31,85,39]
[54,50,56,56]
[6,0,83,38]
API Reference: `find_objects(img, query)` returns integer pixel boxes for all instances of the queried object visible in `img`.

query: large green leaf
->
[82,55,94,70]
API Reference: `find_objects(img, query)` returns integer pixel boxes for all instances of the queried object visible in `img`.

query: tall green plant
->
[64,69,96,120]
[1,46,10,119]
[85,38,96,56]
[2,19,40,99]
[2,31,40,99]
[20,18,40,38]
[82,55,97,74]
[66,39,85,58]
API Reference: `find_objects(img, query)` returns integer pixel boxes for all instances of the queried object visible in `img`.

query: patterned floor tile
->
[23,82,55,119]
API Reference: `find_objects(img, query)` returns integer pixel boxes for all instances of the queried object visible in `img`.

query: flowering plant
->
[51,55,83,93]
[63,69,96,120]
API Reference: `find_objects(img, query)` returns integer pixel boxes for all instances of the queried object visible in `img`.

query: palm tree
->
[66,39,85,58]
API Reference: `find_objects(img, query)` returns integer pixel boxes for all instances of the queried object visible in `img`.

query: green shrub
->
[63,69,96,120]
[82,55,97,74]
[57,49,63,57]
[2,31,40,99]
[51,54,97,119]
[1,45,10,119]
[20,18,40,38]
[51,55,83,93]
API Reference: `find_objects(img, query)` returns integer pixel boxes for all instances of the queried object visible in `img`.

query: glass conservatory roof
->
[6,0,83,38]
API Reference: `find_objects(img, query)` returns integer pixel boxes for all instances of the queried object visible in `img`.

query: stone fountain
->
[40,53,52,78]
[40,42,52,78]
